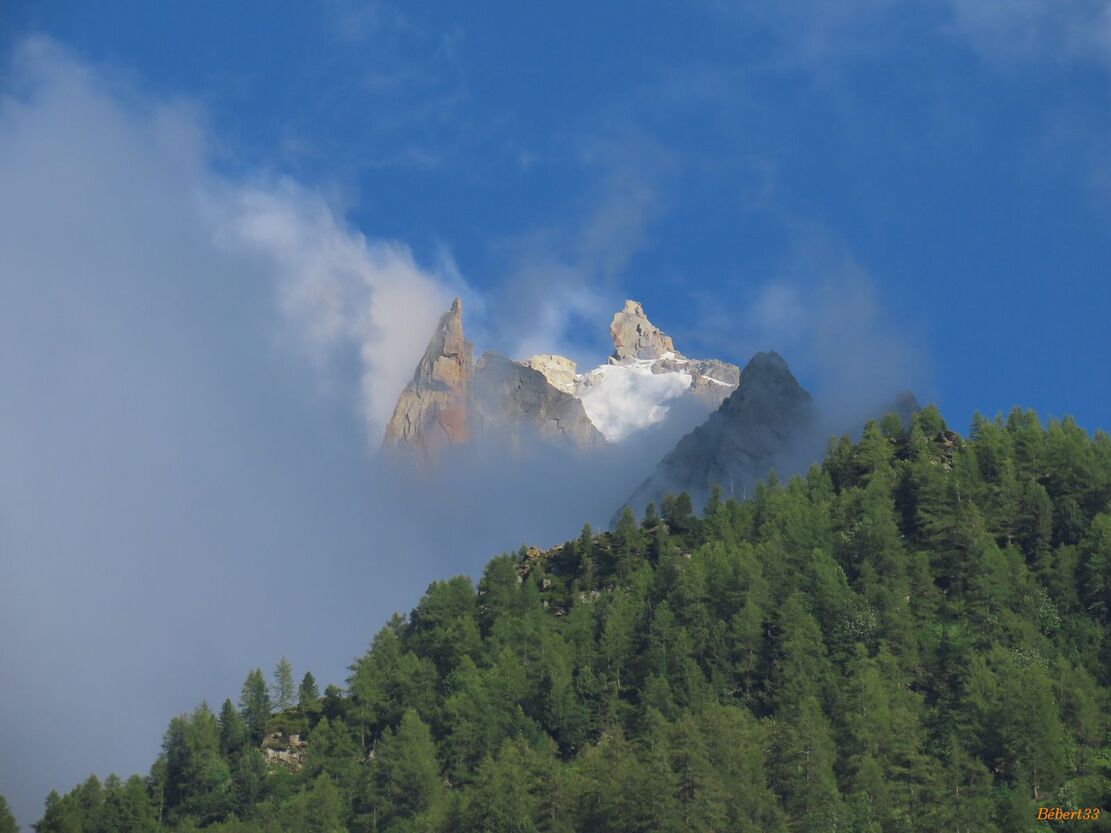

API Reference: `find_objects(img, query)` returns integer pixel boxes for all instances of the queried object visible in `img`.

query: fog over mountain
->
[0,38,926,826]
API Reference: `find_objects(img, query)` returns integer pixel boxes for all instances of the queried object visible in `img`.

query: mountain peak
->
[412,299,469,386]
[610,299,678,362]
[383,299,473,456]
[618,351,813,518]
[722,351,810,418]
[741,350,790,376]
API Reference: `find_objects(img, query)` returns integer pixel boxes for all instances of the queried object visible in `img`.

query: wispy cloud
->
[946,0,1111,68]
[710,0,1111,70]
[692,224,928,424]
[326,0,409,44]
[484,138,672,364]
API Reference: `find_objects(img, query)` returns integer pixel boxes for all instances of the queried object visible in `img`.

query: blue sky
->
[2,0,1111,823]
[7,0,1110,430]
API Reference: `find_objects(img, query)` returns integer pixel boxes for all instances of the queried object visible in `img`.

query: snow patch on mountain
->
[575,355,693,442]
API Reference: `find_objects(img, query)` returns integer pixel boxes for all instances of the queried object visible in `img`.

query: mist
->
[0,38,923,827]
[0,38,687,825]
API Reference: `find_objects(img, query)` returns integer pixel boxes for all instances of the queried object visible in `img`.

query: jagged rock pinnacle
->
[383,298,473,458]
[610,299,678,362]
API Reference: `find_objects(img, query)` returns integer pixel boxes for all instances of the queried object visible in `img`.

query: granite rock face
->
[471,353,604,451]
[610,299,677,361]
[383,298,473,460]
[383,300,602,457]
[525,354,578,394]
[654,356,741,408]
[618,351,815,519]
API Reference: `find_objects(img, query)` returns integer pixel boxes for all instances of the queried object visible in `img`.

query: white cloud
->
[0,37,462,449]
[946,0,1111,67]
[212,181,456,440]
[0,35,469,824]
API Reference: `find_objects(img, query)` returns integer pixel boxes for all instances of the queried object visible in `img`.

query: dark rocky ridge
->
[618,351,815,519]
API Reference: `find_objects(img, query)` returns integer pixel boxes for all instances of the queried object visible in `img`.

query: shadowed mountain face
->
[619,351,815,518]
[469,352,603,452]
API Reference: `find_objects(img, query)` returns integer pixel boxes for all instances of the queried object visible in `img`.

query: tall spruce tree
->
[298,671,320,707]
[238,669,271,743]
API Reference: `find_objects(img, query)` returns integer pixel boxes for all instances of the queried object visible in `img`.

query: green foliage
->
[238,669,271,744]
[299,672,321,708]
[272,657,295,713]
[0,796,17,833]
[36,408,1111,833]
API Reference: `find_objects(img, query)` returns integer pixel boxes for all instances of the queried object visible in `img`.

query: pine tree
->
[576,523,595,593]
[368,709,443,827]
[238,669,271,743]
[613,506,642,578]
[298,671,321,707]
[300,774,343,833]
[217,698,247,758]
[272,657,295,712]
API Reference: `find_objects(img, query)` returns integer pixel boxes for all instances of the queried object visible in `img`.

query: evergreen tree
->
[0,796,17,833]
[366,709,443,829]
[272,657,295,712]
[217,698,247,758]
[238,669,271,744]
[299,774,343,833]
[298,671,320,708]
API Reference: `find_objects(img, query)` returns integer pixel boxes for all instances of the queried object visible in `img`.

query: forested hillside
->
[26,407,1111,832]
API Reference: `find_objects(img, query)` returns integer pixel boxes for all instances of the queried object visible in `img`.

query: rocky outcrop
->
[383,298,473,460]
[471,353,603,451]
[655,356,741,408]
[618,351,815,519]
[525,354,577,394]
[610,300,676,361]
[262,732,306,772]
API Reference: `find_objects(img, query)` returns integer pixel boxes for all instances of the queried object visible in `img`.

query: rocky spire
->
[609,299,678,362]
[382,298,473,457]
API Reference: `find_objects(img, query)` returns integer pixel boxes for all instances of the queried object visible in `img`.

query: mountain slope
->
[33,406,1111,833]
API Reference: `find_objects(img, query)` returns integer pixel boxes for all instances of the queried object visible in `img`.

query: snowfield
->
[575,355,693,442]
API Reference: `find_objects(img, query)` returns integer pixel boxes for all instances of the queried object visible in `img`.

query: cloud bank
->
[0,38,689,826]
[0,37,467,824]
